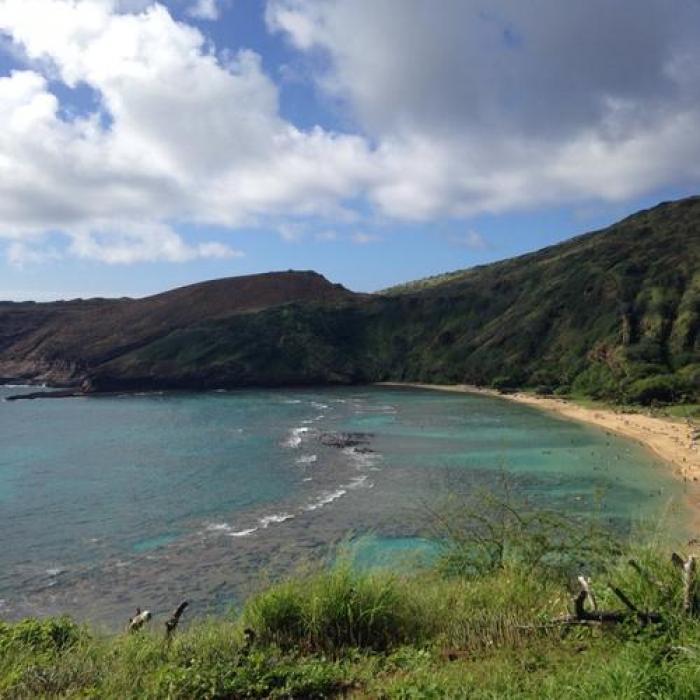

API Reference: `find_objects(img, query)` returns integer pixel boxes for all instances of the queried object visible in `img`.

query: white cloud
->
[351,231,380,244]
[67,223,242,263]
[6,241,62,266]
[0,0,699,268]
[187,0,219,21]
[449,230,487,251]
[268,0,700,219]
[277,222,305,242]
[0,0,371,263]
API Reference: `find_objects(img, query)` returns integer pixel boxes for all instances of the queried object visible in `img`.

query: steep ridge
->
[365,195,700,402]
[1,196,699,403]
[0,271,357,386]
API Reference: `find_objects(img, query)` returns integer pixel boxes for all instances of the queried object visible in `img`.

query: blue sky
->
[0,0,698,300]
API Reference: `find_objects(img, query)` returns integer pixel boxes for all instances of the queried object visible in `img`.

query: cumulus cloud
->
[187,0,219,21]
[0,0,699,266]
[0,0,371,262]
[6,241,62,267]
[267,0,700,218]
[67,222,243,263]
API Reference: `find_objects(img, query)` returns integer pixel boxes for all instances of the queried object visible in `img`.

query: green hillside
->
[90,196,700,404]
[2,196,699,405]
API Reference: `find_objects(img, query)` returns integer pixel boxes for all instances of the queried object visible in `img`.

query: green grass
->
[653,404,700,420]
[515,389,700,423]
[4,542,700,699]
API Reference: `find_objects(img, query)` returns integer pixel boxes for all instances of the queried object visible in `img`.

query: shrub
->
[676,363,700,397]
[571,363,620,400]
[0,616,84,654]
[623,338,666,364]
[490,376,520,393]
[430,488,620,581]
[624,374,688,405]
[242,563,428,653]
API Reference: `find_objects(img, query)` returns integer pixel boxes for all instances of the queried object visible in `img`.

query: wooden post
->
[165,601,189,639]
[577,575,598,610]
[683,556,696,614]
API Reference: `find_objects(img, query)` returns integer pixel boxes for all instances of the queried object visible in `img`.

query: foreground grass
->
[4,545,700,699]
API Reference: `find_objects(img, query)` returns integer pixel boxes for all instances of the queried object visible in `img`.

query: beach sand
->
[378,382,700,534]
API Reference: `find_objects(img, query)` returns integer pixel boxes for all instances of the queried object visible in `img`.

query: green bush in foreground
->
[0,616,84,655]
[241,562,431,653]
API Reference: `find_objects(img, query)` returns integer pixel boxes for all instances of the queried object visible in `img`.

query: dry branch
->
[683,556,696,614]
[553,574,663,626]
[577,575,597,610]
[672,552,685,570]
[165,601,189,639]
[128,608,152,633]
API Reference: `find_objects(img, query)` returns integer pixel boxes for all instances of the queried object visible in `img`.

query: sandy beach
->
[378,382,700,483]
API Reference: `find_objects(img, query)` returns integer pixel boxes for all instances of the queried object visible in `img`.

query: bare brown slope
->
[0,271,357,386]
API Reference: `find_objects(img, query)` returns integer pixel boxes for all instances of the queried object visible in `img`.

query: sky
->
[0,0,699,300]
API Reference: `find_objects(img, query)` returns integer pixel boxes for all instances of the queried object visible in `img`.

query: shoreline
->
[380,381,700,537]
[378,383,700,521]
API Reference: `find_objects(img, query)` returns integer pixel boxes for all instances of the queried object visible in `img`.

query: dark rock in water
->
[5,390,83,401]
[318,432,375,449]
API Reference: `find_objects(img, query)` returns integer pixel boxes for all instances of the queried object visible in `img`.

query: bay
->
[0,385,685,627]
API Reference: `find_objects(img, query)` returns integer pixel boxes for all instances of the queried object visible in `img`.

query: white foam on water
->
[206,522,232,533]
[296,454,318,465]
[228,527,258,538]
[283,426,310,448]
[347,474,371,489]
[342,446,382,470]
[304,488,347,511]
[259,512,294,528]
[311,402,329,410]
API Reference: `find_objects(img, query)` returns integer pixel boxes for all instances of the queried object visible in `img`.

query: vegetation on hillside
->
[1,197,699,405]
[91,197,699,405]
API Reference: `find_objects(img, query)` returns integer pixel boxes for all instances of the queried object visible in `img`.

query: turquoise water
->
[0,385,686,626]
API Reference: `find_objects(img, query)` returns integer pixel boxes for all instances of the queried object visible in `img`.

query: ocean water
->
[0,385,687,626]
